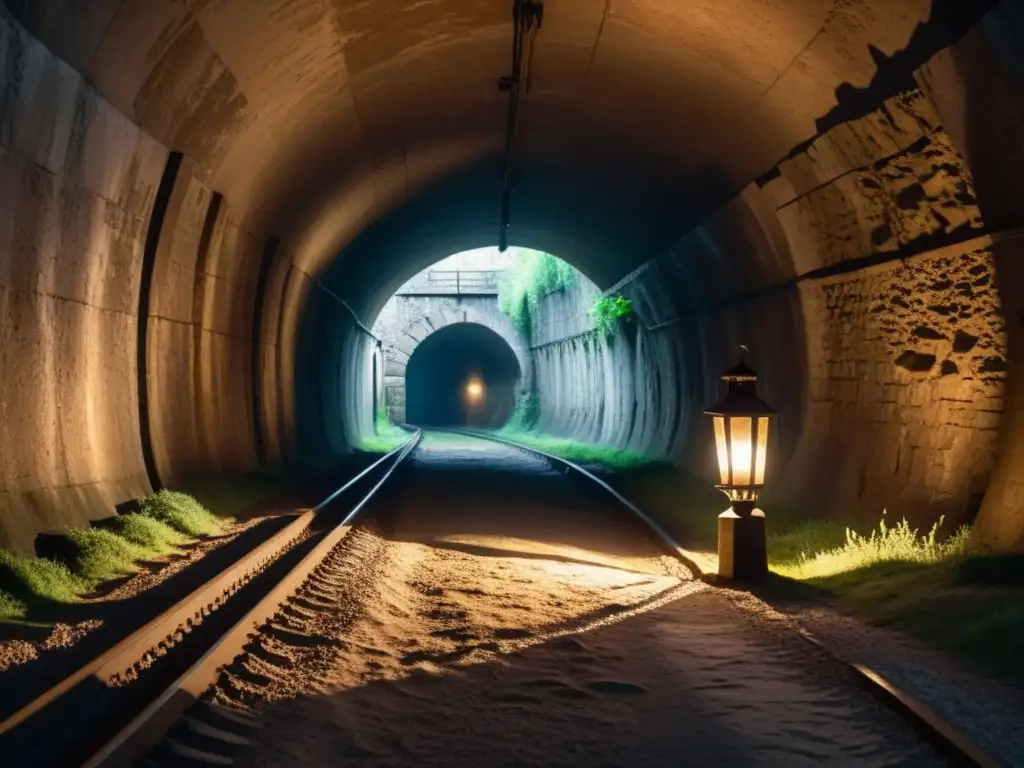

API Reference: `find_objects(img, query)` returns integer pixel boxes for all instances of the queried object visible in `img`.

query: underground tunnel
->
[4,0,1024,764]
[1,2,1024,557]
[404,323,521,430]
[0,0,1019,552]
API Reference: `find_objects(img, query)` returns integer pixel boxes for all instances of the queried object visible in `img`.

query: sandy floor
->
[177,436,946,767]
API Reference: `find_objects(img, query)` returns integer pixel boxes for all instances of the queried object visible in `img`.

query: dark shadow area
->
[817,0,998,135]
[753,0,999,184]
[722,555,1024,688]
[406,323,521,429]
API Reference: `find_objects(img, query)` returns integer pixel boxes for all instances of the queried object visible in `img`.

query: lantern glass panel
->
[754,416,769,485]
[729,416,753,486]
[713,416,729,485]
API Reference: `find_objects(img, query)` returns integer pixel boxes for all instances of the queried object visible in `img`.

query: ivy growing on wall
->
[498,249,576,336]
[590,295,634,338]
[506,391,540,431]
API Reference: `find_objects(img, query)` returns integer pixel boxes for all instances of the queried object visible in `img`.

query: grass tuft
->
[66,528,153,585]
[772,512,970,580]
[495,429,662,471]
[0,550,86,604]
[101,513,187,555]
[360,409,409,454]
[137,490,224,536]
[0,590,26,620]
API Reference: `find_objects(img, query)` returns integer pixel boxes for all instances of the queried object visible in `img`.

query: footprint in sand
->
[430,627,477,642]
[523,678,593,700]
[586,680,648,695]
[552,637,590,653]
[493,628,532,640]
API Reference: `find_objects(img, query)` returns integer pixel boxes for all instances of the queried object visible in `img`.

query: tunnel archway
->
[3,1,1024,555]
[405,323,522,429]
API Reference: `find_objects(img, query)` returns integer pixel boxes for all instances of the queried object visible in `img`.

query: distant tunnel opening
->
[405,323,521,429]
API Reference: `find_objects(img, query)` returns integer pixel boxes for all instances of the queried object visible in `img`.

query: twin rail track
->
[0,426,1003,767]
[0,430,421,768]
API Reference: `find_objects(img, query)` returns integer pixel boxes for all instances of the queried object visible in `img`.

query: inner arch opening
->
[405,323,522,429]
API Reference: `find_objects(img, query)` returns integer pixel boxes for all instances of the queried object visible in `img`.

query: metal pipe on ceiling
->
[498,0,543,252]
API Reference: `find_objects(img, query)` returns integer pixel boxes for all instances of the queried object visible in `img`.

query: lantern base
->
[717,507,767,581]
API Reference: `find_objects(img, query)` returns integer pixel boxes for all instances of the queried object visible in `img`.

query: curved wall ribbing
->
[2,1,1024,553]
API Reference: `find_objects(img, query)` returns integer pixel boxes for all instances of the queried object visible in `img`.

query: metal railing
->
[395,269,502,296]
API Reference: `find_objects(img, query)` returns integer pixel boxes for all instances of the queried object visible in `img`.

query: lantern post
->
[703,349,777,581]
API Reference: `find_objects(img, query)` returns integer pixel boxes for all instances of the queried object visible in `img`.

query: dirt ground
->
[185,435,947,767]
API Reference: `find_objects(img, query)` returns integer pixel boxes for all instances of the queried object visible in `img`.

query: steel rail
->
[81,429,421,768]
[428,427,1002,768]
[0,430,420,767]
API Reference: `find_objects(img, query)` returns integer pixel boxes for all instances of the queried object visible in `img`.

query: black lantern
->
[704,349,777,580]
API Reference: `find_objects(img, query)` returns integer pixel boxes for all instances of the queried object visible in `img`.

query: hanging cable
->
[498,0,543,251]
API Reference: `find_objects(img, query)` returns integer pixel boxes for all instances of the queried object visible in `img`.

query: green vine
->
[590,295,634,338]
[506,391,540,431]
[498,249,576,336]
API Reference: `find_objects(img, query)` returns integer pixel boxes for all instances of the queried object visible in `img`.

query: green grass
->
[0,489,226,621]
[770,514,970,579]
[100,513,187,555]
[498,248,576,336]
[495,429,663,471]
[0,549,86,605]
[137,490,225,536]
[66,528,154,585]
[590,295,634,338]
[179,474,280,518]
[0,591,26,620]
[360,409,410,454]
[762,513,1024,684]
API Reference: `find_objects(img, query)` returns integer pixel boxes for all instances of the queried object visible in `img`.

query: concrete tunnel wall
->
[4,0,1024,552]
[528,86,1009,534]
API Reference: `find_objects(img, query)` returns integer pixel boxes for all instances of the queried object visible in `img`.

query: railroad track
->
[0,430,421,768]
[434,427,1003,768]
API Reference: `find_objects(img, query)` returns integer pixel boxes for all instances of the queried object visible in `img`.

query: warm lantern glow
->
[704,355,776,504]
[754,416,769,485]
[729,416,753,487]
[713,416,729,485]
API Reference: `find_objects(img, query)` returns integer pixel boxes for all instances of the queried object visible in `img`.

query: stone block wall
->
[530,78,1011,532]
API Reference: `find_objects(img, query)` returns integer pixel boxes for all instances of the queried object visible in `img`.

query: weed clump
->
[0,549,86,604]
[101,513,187,555]
[137,490,223,537]
[772,513,970,580]
[498,249,576,336]
[590,295,634,338]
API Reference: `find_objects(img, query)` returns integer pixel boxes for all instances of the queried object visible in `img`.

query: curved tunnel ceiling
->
[9,0,983,303]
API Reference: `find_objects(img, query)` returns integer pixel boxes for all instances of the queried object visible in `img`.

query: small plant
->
[99,514,186,555]
[506,392,540,431]
[498,249,576,336]
[66,528,153,584]
[0,549,86,603]
[773,512,970,580]
[590,295,634,338]
[137,490,224,537]
[0,590,26,620]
